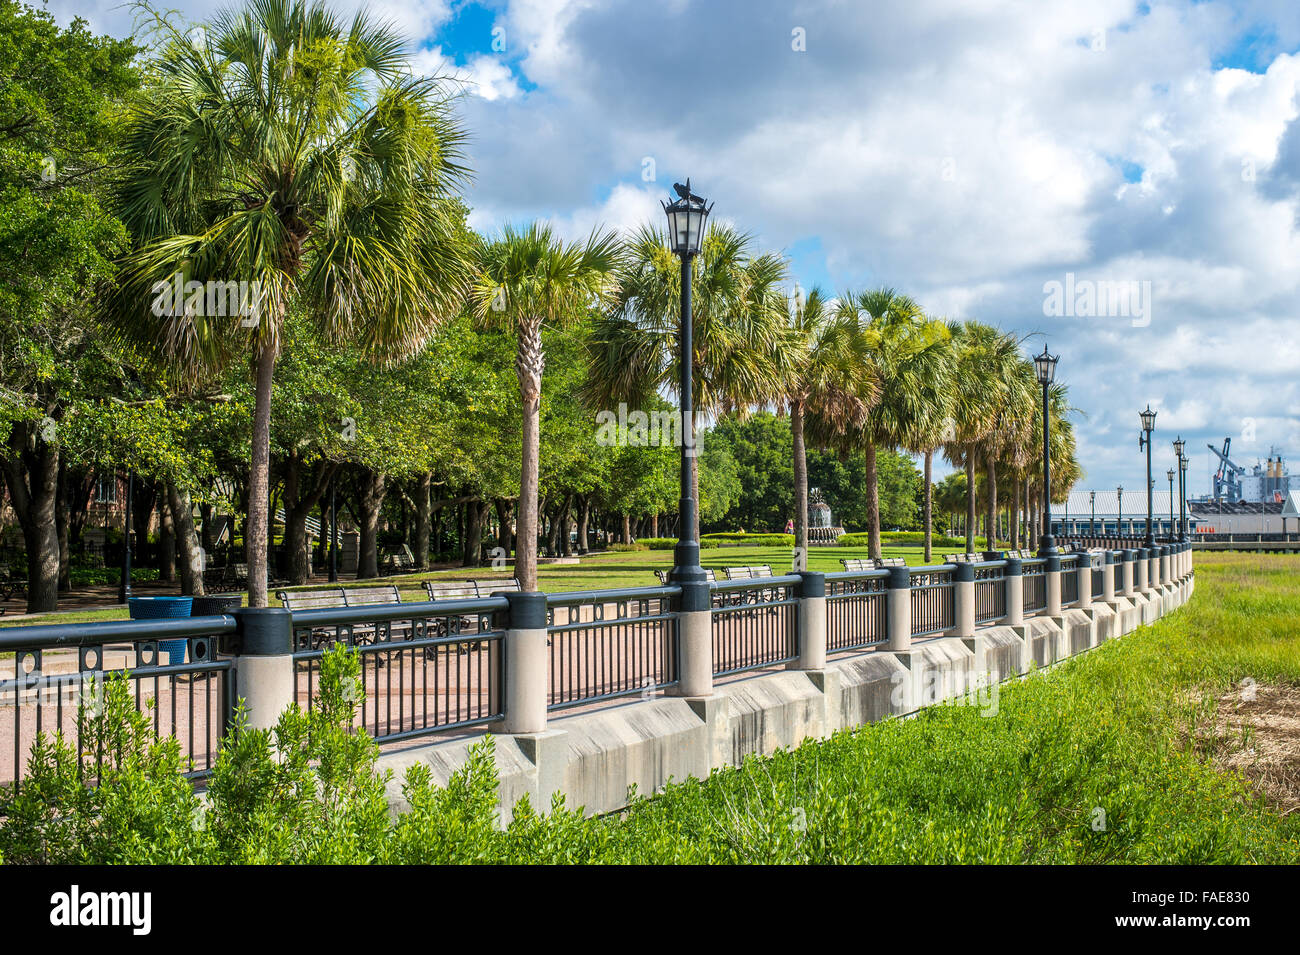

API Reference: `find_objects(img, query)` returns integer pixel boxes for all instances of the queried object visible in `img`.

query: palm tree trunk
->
[792,399,808,555]
[965,456,977,553]
[985,456,998,552]
[923,450,934,563]
[246,342,277,606]
[864,440,881,560]
[515,319,544,590]
[1010,478,1021,548]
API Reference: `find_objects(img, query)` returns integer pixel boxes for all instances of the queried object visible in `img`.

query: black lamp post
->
[1139,405,1157,546]
[118,469,134,604]
[663,179,712,611]
[1178,449,1189,540]
[1089,490,1096,537]
[1173,436,1186,540]
[1033,346,1059,555]
[1117,486,1123,538]
[1167,468,1176,541]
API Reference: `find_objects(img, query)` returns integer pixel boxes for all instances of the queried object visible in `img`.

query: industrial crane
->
[1207,437,1245,502]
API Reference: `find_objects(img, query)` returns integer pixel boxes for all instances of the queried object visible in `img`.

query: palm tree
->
[469,222,621,590]
[822,289,949,560]
[108,0,472,605]
[584,223,790,540]
[897,318,954,563]
[782,287,875,554]
[944,322,1022,554]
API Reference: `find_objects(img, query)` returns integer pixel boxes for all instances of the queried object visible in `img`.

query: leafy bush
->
[607,542,647,552]
[701,532,794,547]
[836,531,987,549]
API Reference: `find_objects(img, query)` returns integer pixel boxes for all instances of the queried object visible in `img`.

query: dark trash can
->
[128,596,193,665]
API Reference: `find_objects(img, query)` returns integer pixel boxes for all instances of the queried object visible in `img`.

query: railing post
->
[1076,556,1092,611]
[1045,555,1062,617]
[676,589,713,699]
[502,591,548,734]
[1004,558,1024,626]
[951,562,975,638]
[796,571,827,670]
[232,607,294,731]
[1101,550,1116,603]
[1136,547,1150,594]
[1121,549,1136,597]
[887,566,912,651]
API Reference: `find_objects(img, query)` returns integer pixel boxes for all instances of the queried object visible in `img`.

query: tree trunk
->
[985,455,998,552]
[357,469,386,579]
[559,495,574,556]
[159,484,176,583]
[199,501,214,553]
[246,342,277,606]
[1,423,60,613]
[132,480,157,570]
[864,440,881,560]
[515,319,544,589]
[463,498,484,567]
[965,456,977,553]
[792,398,808,555]
[282,457,334,586]
[1010,478,1021,549]
[923,449,934,563]
[495,498,513,557]
[167,482,205,596]
[56,459,70,591]
[414,472,432,569]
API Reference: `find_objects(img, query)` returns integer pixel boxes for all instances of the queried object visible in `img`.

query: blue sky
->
[50,0,1300,498]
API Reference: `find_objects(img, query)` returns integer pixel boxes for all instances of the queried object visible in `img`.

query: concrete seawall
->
[377,569,1195,822]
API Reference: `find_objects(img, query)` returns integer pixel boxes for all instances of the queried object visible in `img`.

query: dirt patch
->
[1203,683,1300,816]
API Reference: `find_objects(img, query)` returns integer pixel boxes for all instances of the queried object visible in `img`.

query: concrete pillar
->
[1147,548,1159,590]
[677,610,714,697]
[233,608,295,731]
[1045,556,1062,617]
[1004,558,1024,627]
[502,592,548,734]
[1159,546,1170,588]
[887,565,911,652]
[1135,548,1149,593]
[796,572,827,670]
[1121,550,1135,597]
[1076,557,1092,610]
[1101,551,1116,603]
[951,561,975,639]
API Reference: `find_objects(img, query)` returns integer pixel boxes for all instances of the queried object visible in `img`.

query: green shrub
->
[701,532,794,547]
[608,542,647,552]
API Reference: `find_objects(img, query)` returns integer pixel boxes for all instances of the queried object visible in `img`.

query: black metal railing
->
[910,566,955,636]
[546,586,679,711]
[710,576,799,676]
[0,615,235,788]
[974,561,1007,623]
[290,597,506,743]
[1060,556,1079,604]
[1022,558,1047,612]
[825,571,888,652]
[1091,564,1105,598]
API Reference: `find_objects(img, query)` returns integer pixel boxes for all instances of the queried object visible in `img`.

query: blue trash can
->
[128,596,193,665]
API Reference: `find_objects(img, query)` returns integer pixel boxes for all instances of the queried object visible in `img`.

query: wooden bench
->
[876,556,906,568]
[654,568,719,585]
[380,545,417,576]
[277,585,404,650]
[840,558,871,572]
